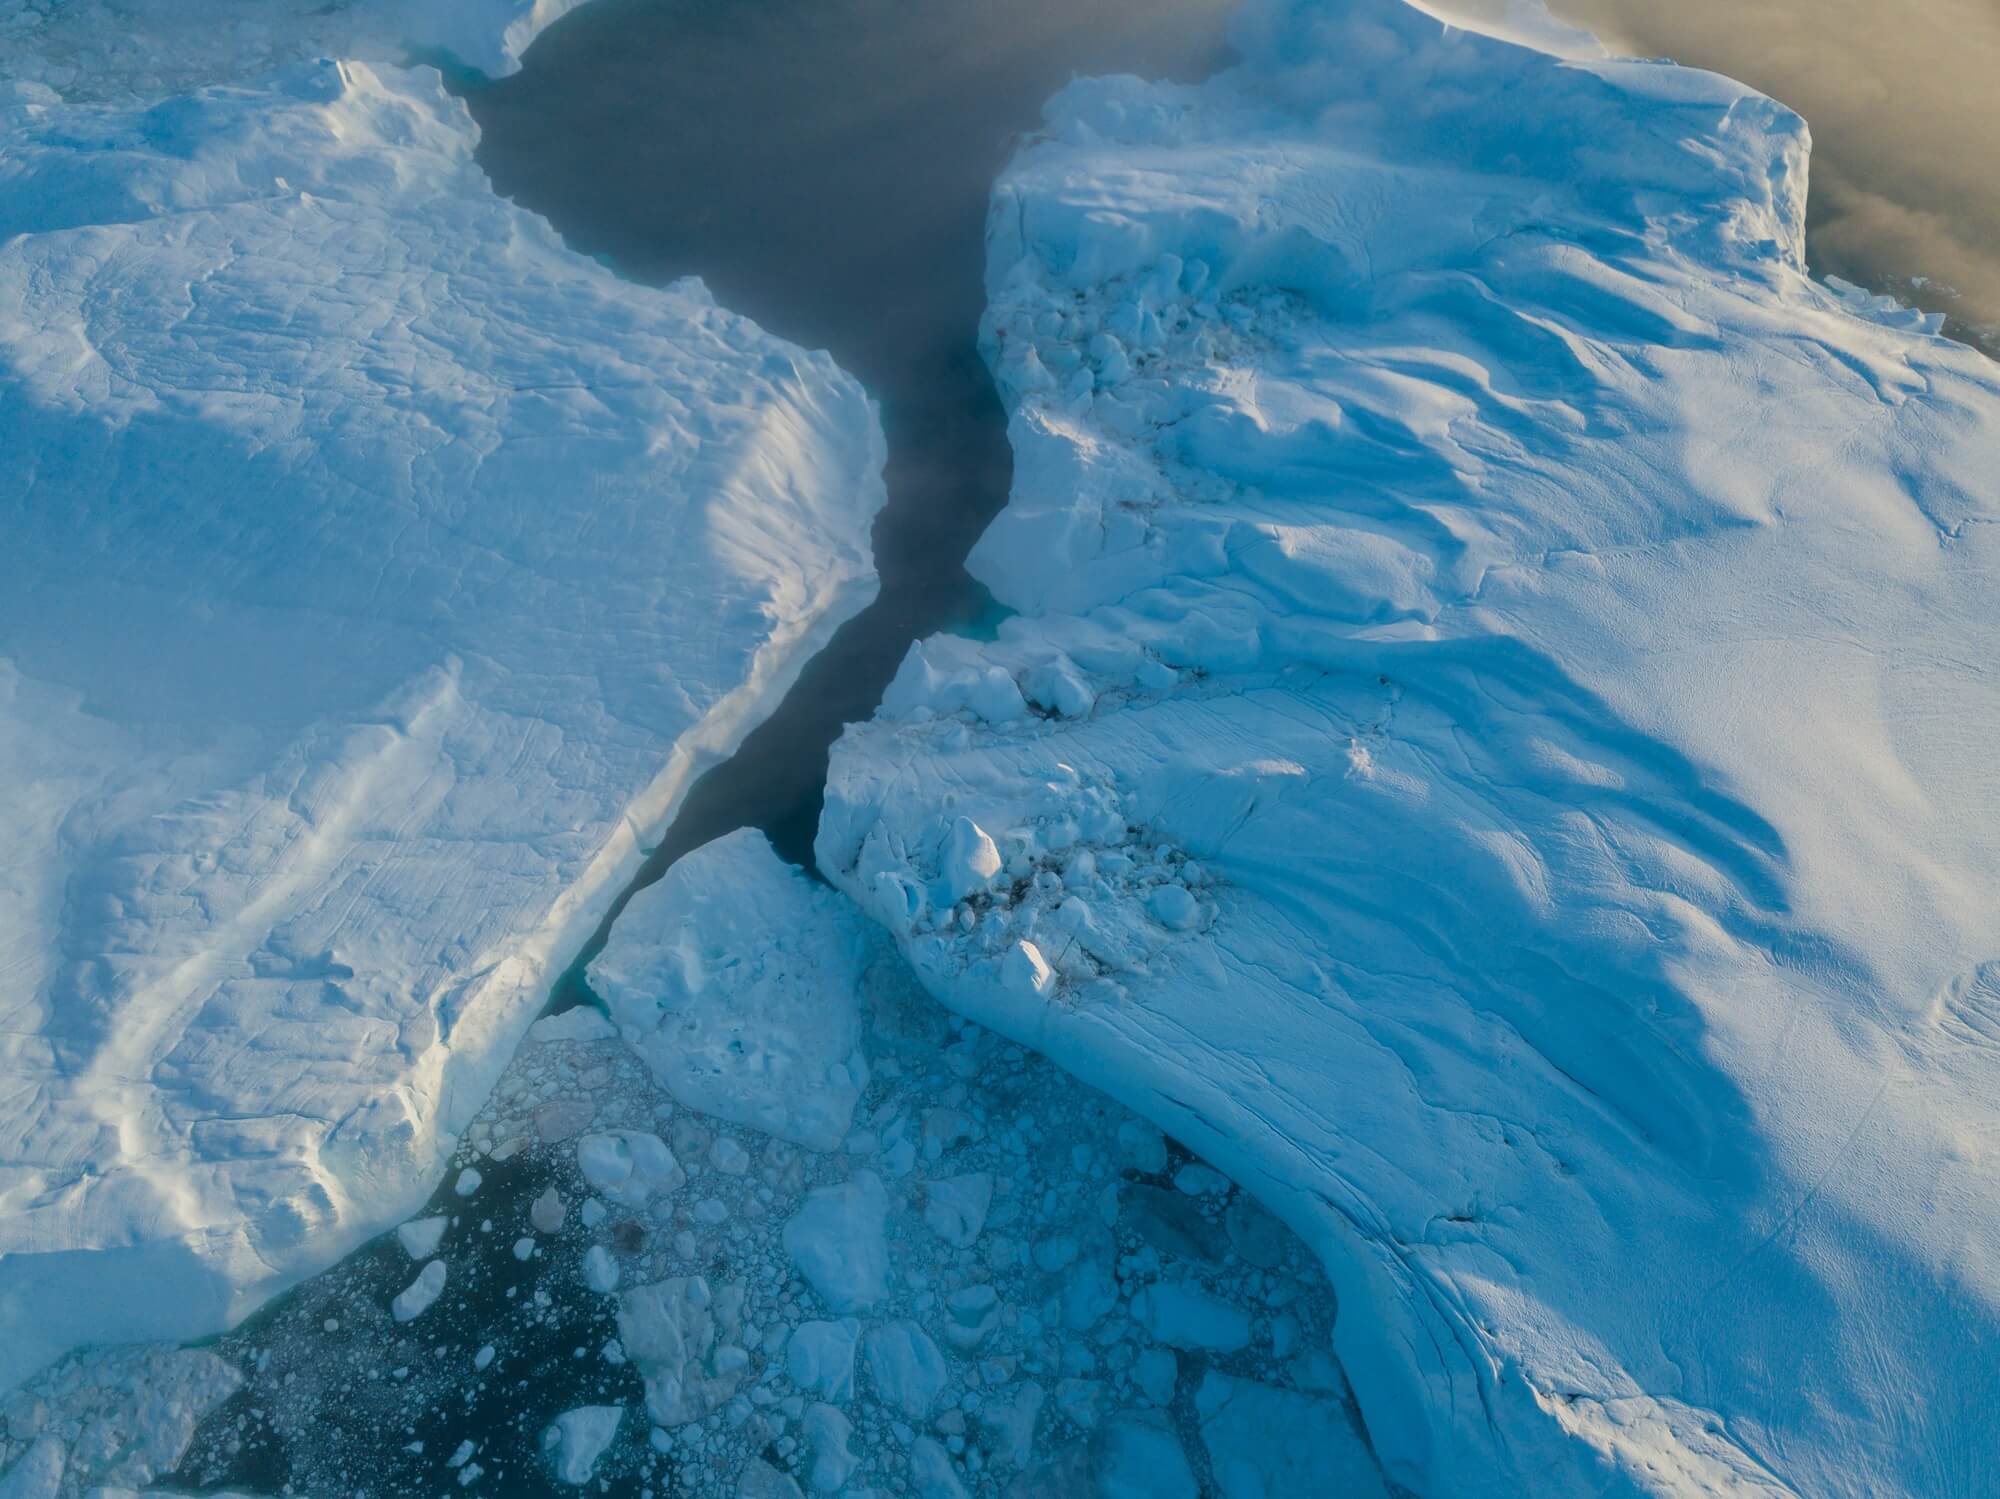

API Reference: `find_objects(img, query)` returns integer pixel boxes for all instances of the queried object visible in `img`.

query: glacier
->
[818,1,2000,1495]
[0,5,883,1388]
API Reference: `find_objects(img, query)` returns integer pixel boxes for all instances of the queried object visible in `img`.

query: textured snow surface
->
[588,829,872,1152]
[0,55,883,1386]
[818,1,2000,1494]
[0,0,598,102]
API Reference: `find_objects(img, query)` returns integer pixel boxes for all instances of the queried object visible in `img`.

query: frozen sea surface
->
[819,0,2000,1494]
[0,6,882,1387]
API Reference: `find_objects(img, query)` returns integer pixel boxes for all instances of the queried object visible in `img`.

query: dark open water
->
[461,0,1242,1013]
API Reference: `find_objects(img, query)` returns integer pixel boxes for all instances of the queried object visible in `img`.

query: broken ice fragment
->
[786,1318,861,1401]
[577,1131,685,1208]
[863,1320,949,1417]
[531,1187,567,1235]
[924,1173,994,1247]
[392,1260,446,1322]
[1130,1281,1250,1352]
[396,1216,446,1260]
[582,1245,621,1294]
[782,1173,889,1313]
[542,1404,623,1486]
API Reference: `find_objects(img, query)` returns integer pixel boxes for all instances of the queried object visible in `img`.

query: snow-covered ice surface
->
[0,9,883,1391]
[161,833,1386,1496]
[588,828,873,1152]
[818,1,2000,1494]
[0,0,595,101]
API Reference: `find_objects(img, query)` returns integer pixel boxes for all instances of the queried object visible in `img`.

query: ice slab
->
[588,829,872,1151]
[0,51,883,1387]
[818,1,2000,1494]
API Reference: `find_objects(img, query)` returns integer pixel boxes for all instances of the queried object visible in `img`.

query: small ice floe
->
[391,1260,447,1322]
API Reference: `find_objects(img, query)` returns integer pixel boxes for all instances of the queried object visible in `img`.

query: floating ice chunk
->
[786,1319,861,1401]
[542,1405,623,1487]
[802,1403,858,1492]
[863,1320,949,1417]
[1196,1372,1388,1499]
[513,1237,535,1262]
[617,1275,743,1428]
[924,1173,994,1247]
[979,1382,1045,1467]
[1173,1164,1229,1197]
[536,1099,598,1144]
[582,1246,621,1295]
[454,1169,483,1198]
[392,1260,447,1323]
[1115,1122,1168,1176]
[943,1284,1003,1351]
[588,831,871,1152]
[576,1132,685,1209]
[1130,1282,1250,1353]
[474,1345,495,1372]
[531,1189,567,1235]
[710,1138,751,1175]
[396,1217,447,1260]
[782,1172,889,1313]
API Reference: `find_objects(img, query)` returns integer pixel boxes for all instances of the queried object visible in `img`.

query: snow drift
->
[0,44,882,1384]
[818,1,2000,1494]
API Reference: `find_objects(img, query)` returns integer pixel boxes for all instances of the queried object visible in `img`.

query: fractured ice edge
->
[817,1,2000,1495]
[0,3,882,1391]
[116,830,1382,1497]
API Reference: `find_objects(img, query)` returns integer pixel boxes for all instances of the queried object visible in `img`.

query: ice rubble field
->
[818,0,2000,1495]
[0,0,885,1391]
[13,831,1388,1496]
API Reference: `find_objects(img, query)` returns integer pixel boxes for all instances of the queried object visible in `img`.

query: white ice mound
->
[0,60,883,1388]
[588,829,873,1152]
[819,2,2000,1495]
[0,0,599,102]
